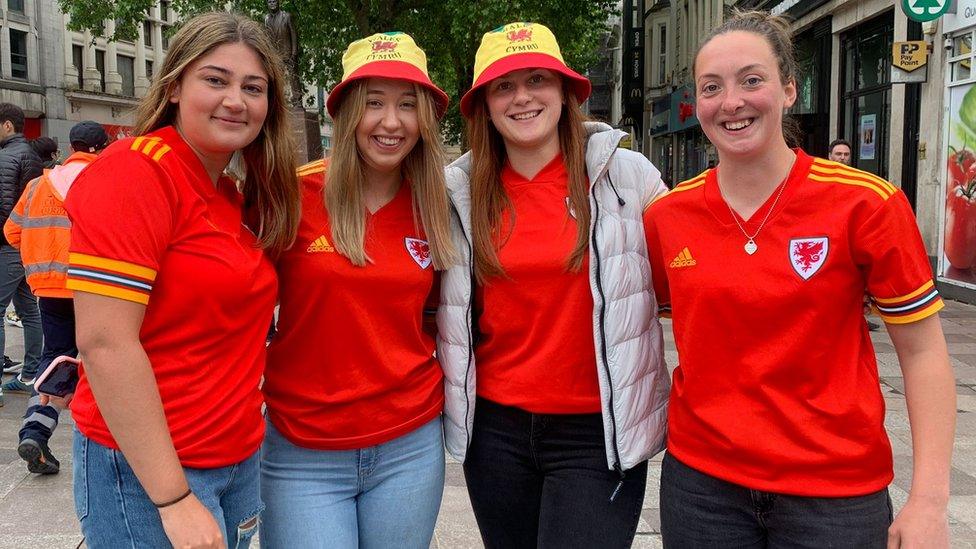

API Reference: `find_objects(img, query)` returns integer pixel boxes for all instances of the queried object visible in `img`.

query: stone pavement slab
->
[1,300,975,548]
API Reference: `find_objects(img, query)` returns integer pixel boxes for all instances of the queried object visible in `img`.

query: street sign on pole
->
[901,0,951,23]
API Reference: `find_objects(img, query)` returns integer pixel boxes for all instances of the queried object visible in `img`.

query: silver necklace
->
[723,175,789,255]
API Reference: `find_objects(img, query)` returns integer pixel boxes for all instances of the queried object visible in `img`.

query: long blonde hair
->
[325,80,458,270]
[468,78,590,282]
[132,11,300,255]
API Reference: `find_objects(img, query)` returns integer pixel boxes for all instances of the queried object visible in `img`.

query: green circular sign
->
[901,0,951,22]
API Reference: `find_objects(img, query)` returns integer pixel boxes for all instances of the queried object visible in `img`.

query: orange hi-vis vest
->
[3,151,98,298]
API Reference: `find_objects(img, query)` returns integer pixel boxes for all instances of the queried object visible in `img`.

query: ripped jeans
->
[73,428,263,548]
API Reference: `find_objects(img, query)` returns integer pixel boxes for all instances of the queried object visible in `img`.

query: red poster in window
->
[101,124,133,143]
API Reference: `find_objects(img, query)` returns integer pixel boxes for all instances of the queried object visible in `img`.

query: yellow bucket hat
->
[459,22,591,117]
[327,31,449,118]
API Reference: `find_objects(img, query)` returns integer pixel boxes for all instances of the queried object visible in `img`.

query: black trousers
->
[20,297,76,442]
[463,397,648,549]
[660,452,892,548]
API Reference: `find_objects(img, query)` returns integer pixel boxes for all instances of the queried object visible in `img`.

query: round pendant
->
[744,240,758,255]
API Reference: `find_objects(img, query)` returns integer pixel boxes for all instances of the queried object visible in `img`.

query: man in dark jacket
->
[0,103,42,405]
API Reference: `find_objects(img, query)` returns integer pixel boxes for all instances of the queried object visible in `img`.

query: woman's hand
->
[159,493,226,549]
[887,494,949,548]
[38,393,73,409]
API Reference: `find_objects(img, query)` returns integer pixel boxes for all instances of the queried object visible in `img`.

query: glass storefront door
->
[840,11,893,179]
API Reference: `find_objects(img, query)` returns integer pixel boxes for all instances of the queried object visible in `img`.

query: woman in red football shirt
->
[645,10,955,548]
[61,12,299,549]
[450,22,670,548]
[259,32,459,548]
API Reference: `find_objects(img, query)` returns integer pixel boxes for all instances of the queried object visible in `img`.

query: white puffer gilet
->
[437,121,670,471]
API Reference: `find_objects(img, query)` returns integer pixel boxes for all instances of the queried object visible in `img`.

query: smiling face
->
[694,31,796,161]
[354,78,420,178]
[168,41,269,171]
[485,68,564,158]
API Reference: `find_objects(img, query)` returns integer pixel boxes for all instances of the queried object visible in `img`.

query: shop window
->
[118,54,135,96]
[949,30,975,85]
[72,44,83,88]
[9,29,28,80]
[839,11,892,179]
[657,24,667,85]
[95,49,105,91]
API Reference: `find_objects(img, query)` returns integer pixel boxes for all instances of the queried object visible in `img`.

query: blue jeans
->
[73,428,262,548]
[0,245,41,378]
[660,452,893,548]
[260,415,445,548]
[463,397,648,549]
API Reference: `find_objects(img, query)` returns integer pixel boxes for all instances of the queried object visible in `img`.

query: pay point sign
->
[893,41,928,72]
[892,41,929,83]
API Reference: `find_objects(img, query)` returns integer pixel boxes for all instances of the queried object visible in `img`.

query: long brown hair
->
[468,78,590,282]
[132,11,300,255]
[325,80,458,270]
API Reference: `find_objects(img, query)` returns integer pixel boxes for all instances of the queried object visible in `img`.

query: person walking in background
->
[828,138,852,165]
[60,12,300,548]
[260,32,458,549]
[4,136,60,335]
[30,137,60,169]
[3,120,108,475]
[646,10,954,547]
[449,22,669,548]
[0,103,43,406]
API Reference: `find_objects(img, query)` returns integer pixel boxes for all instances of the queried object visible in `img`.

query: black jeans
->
[660,452,892,548]
[20,297,76,443]
[463,397,647,549]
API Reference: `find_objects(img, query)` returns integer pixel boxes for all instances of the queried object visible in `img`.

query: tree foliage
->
[58,0,616,143]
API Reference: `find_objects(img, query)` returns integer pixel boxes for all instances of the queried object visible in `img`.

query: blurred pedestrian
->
[828,138,852,165]
[452,22,669,548]
[61,12,299,549]
[3,120,109,474]
[30,136,59,169]
[0,102,42,405]
[260,31,458,549]
[646,10,954,548]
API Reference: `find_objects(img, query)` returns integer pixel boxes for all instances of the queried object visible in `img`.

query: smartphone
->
[34,356,81,398]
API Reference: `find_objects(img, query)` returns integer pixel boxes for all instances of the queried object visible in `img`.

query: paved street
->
[0,300,974,548]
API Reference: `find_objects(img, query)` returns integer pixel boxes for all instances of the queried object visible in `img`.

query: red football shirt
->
[263,163,443,449]
[65,126,277,468]
[644,149,943,496]
[475,154,601,414]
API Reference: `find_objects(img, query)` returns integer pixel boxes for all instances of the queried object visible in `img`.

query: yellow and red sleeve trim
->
[872,280,944,324]
[65,252,156,305]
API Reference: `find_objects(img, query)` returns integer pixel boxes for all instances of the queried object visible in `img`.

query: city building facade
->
[0,0,175,150]
[0,1,330,162]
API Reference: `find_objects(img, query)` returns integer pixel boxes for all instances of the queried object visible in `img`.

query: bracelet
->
[153,488,192,509]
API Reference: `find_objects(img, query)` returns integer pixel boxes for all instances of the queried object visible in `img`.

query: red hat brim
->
[327,60,450,119]
[459,53,591,117]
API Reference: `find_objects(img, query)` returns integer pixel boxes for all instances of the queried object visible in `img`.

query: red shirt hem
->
[476,389,602,415]
[267,397,444,450]
[666,446,894,498]
[74,420,263,469]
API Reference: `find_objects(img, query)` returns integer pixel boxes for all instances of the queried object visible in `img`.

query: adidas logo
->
[307,235,335,253]
[669,247,697,268]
